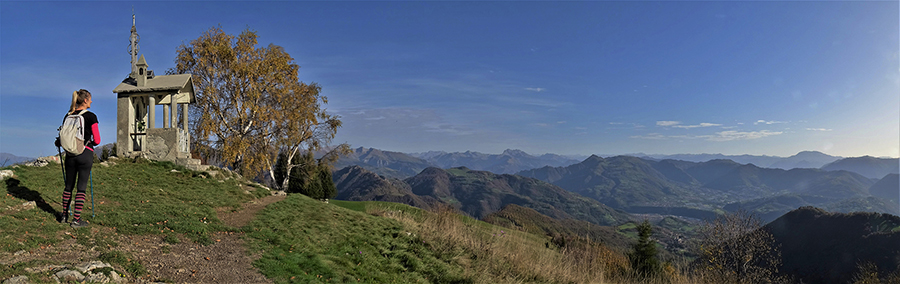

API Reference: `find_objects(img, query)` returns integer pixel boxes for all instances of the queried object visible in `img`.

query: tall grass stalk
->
[370,204,617,283]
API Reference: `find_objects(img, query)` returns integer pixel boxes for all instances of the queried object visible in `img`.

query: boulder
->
[2,276,28,284]
[54,270,84,282]
[0,170,13,180]
[76,261,111,273]
[84,272,110,283]
[24,265,66,273]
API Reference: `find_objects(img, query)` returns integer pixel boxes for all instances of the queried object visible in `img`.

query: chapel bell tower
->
[112,13,205,171]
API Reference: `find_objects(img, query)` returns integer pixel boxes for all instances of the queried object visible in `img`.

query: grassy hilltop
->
[1,158,643,283]
[5,157,896,283]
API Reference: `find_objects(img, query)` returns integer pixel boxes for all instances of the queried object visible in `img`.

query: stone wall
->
[144,128,187,162]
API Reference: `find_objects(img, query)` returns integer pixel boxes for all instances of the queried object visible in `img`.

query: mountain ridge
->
[765,207,900,284]
[0,153,36,166]
[517,155,890,220]
[821,156,900,179]
[333,165,633,227]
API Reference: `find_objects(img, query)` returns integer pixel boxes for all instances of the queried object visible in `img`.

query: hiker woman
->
[55,89,100,228]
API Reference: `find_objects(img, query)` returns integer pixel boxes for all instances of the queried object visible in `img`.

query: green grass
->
[330,199,427,218]
[328,199,368,212]
[1,157,265,252]
[99,250,147,277]
[245,195,470,283]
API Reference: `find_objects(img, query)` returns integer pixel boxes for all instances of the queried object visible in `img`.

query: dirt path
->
[2,194,287,283]
[133,194,286,283]
[218,194,286,228]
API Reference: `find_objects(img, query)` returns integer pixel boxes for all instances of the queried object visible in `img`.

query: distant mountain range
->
[517,155,687,209]
[409,149,582,175]
[821,156,900,179]
[332,165,433,209]
[331,147,898,221]
[638,151,843,169]
[333,147,433,178]
[333,165,632,226]
[870,174,900,202]
[0,152,35,166]
[517,155,898,220]
[724,194,899,222]
[336,147,581,178]
[335,147,897,180]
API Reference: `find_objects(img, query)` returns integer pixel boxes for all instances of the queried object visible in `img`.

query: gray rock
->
[76,261,110,273]
[20,201,35,211]
[38,156,61,164]
[4,201,35,213]
[84,273,109,283]
[2,275,28,284]
[23,159,49,167]
[109,271,125,283]
[24,264,66,273]
[0,170,14,180]
[54,270,84,282]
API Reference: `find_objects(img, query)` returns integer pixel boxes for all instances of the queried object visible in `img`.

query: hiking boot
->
[57,212,69,224]
[70,218,88,228]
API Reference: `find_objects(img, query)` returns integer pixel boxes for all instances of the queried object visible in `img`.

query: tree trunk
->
[280,147,299,192]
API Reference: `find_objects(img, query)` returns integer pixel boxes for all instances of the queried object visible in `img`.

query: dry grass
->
[368,204,712,284]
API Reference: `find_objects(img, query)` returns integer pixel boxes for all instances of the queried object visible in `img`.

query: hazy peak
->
[502,149,529,157]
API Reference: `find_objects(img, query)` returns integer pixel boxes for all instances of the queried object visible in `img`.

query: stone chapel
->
[112,14,206,171]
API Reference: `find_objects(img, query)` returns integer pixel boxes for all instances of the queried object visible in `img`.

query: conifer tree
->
[273,150,336,200]
[292,151,317,195]
[629,219,661,278]
[319,164,336,200]
[273,151,288,187]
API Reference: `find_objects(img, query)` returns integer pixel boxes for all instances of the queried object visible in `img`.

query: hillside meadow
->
[1,157,665,283]
[2,157,895,283]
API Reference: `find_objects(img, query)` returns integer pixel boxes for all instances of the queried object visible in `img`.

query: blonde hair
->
[69,89,92,114]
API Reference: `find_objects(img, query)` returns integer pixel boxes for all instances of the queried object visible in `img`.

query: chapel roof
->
[112,73,194,94]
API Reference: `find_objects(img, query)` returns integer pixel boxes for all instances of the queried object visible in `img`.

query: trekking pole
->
[90,170,95,218]
[56,146,66,184]
[57,145,72,218]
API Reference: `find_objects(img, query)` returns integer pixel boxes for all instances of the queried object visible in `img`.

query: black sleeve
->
[83,111,100,147]
[83,112,99,126]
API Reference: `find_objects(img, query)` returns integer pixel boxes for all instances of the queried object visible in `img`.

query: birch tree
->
[171,26,347,185]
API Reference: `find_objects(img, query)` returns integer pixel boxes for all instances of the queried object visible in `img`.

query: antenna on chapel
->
[128,8,140,78]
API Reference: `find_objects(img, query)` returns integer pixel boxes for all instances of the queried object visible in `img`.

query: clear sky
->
[2,1,898,159]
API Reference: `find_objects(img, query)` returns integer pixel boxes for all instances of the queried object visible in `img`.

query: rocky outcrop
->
[2,261,127,284]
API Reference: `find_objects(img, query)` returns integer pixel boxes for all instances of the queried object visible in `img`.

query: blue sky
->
[2,1,898,159]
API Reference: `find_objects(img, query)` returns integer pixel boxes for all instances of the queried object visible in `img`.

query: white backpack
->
[59,110,88,155]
